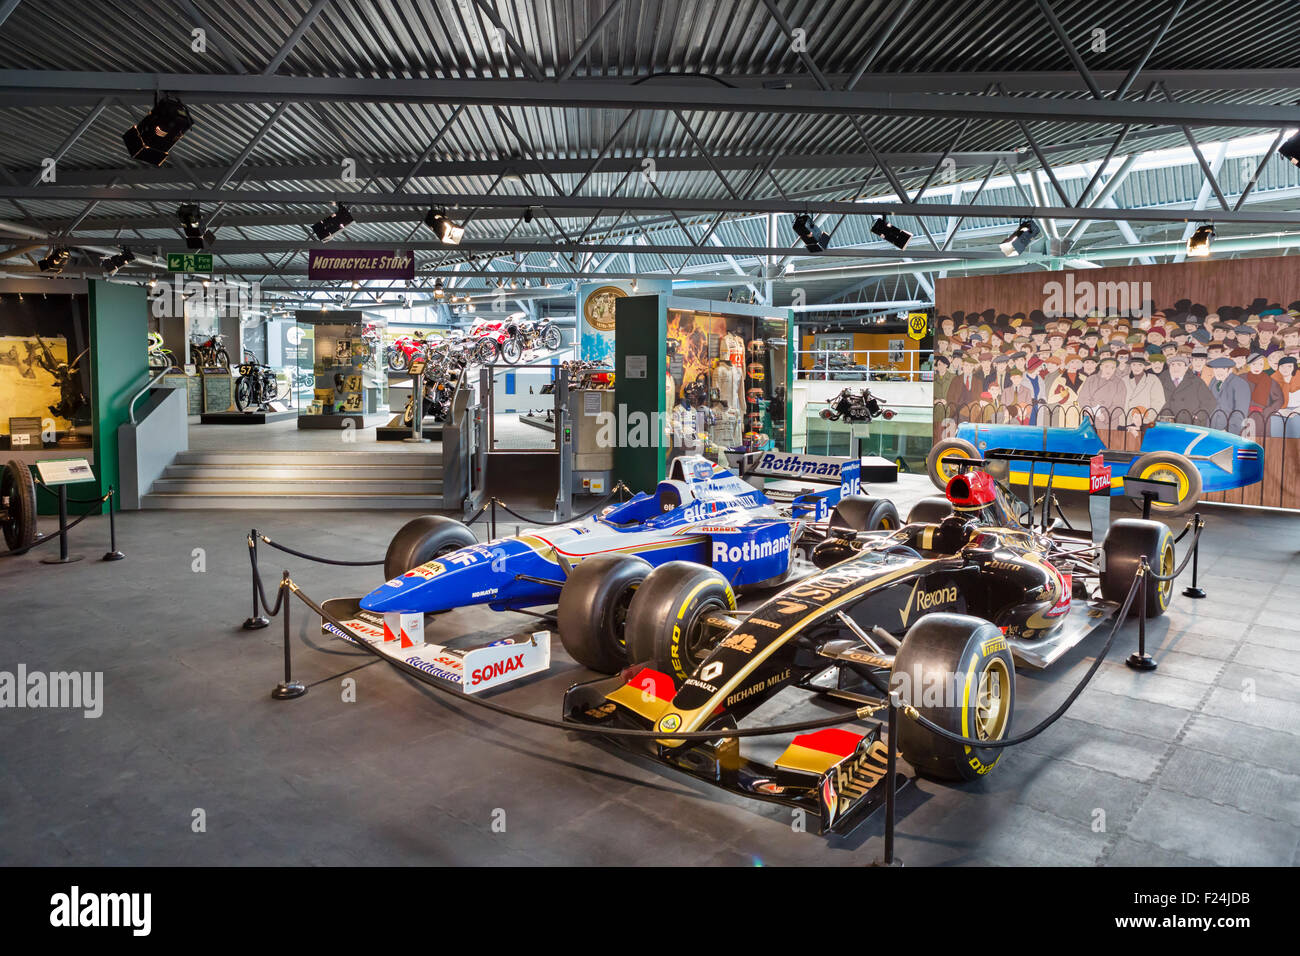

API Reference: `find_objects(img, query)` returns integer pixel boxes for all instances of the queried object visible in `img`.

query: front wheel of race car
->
[557,554,652,673]
[1126,451,1201,516]
[2,459,37,551]
[1101,517,1176,618]
[624,561,737,681]
[383,515,478,581]
[891,613,1015,783]
[926,438,979,490]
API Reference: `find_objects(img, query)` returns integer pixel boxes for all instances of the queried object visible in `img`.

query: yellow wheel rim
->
[1139,462,1189,508]
[974,658,1011,741]
[1157,540,1174,609]
[936,448,971,482]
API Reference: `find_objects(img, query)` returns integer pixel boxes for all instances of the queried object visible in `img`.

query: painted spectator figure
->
[1256,321,1280,355]
[1082,354,1098,378]
[932,354,954,421]
[1230,347,1249,372]
[1059,352,1086,394]
[1207,356,1252,434]
[1161,352,1217,426]
[946,354,980,419]
[1243,351,1283,437]
[1233,322,1257,354]
[1272,355,1300,437]
[1003,368,1034,423]
[1191,348,1211,386]
[1077,354,1127,431]
[1125,353,1165,429]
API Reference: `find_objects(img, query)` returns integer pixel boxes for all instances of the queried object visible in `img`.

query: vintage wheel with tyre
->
[890,612,1015,782]
[556,554,653,673]
[541,325,562,351]
[1101,517,1176,618]
[383,515,478,581]
[624,561,737,681]
[1126,451,1200,516]
[473,338,499,365]
[386,347,409,373]
[907,495,954,524]
[925,437,979,489]
[1,459,37,552]
[234,376,253,412]
[215,347,230,369]
[500,338,522,364]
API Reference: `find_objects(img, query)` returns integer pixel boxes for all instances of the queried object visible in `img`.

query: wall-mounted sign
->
[906,311,929,340]
[167,253,213,272]
[308,249,414,281]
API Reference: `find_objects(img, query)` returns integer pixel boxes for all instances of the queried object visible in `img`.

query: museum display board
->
[933,256,1300,508]
[614,294,792,492]
[293,310,377,428]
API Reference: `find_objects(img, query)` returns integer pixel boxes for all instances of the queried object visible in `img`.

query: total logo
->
[711,535,790,564]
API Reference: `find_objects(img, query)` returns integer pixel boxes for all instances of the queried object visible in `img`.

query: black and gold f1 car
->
[564,457,1176,835]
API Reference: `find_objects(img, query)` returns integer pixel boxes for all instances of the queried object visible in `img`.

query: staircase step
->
[174,449,440,466]
[151,477,441,495]
[162,463,443,480]
[140,492,446,511]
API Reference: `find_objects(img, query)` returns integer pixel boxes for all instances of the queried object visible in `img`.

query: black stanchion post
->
[1126,557,1157,671]
[1182,514,1206,599]
[40,484,83,564]
[490,497,497,540]
[102,487,125,561]
[243,532,270,630]
[272,572,307,700]
[871,692,903,866]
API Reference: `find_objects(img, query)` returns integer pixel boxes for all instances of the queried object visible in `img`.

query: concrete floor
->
[2,477,1298,866]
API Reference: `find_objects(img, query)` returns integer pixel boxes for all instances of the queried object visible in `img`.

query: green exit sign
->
[167,252,213,272]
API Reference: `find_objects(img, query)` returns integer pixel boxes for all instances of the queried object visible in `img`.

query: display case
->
[614,294,793,492]
[293,310,382,429]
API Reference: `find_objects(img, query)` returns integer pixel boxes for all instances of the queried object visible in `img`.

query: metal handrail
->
[128,366,181,426]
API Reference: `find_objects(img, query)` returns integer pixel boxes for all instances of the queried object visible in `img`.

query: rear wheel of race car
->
[1,459,37,551]
[383,515,478,581]
[891,613,1015,783]
[907,495,954,524]
[1101,518,1176,618]
[828,495,900,534]
[926,438,979,489]
[1126,451,1200,516]
[557,554,652,673]
[625,561,737,681]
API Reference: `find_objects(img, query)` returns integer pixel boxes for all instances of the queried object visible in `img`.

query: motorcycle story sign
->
[307,249,415,281]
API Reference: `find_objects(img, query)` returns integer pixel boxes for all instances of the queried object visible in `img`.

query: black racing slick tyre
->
[925,437,979,490]
[624,561,737,681]
[1,459,37,551]
[827,495,900,535]
[1126,451,1201,516]
[1101,518,1176,618]
[383,515,478,581]
[890,613,1015,783]
[907,496,954,525]
[557,554,652,673]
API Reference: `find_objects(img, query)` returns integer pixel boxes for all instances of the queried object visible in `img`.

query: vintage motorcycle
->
[234,352,282,412]
[190,333,230,369]
[402,353,464,426]
[819,386,895,423]
[498,318,562,364]
[385,330,432,373]
[357,323,383,369]
[147,331,176,372]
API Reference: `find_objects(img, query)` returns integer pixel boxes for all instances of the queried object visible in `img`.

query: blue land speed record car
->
[927,418,1263,516]
[359,454,900,674]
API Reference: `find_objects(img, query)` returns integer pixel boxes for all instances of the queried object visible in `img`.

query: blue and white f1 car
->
[357,453,901,674]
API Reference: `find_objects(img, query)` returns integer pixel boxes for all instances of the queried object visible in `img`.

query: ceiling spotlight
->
[999,219,1041,257]
[1187,223,1215,258]
[38,246,71,274]
[1279,131,1300,167]
[630,277,638,292]
[100,246,135,275]
[178,203,204,250]
[148,275,157,288]
[433,278,446,298]
[870,216,912,250]
[424,209,464,245]
[792,213,831,253]
[123,95,193,166]
[311,203,354,242]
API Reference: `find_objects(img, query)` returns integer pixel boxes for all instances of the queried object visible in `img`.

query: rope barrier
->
[1147,516,1204,582]
[254,531,384,567]
[487,482,631,526]
[1,486,114,559]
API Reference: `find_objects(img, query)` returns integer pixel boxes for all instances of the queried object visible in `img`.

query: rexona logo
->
[712,535,790,564]
[50,886,151,936]
[470,653,526,686]
[915,585,958,611]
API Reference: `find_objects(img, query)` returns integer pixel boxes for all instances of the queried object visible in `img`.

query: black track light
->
[792,213,831,253]
[100,247,135,275]
[38,246,72,274]
[311,204,354,242]
[1278,131,1300,167]
[999,219,1041,257]
[424,209,464,244]
[870,216,912,250]
[123,95,193,166]
[178,203,204,250]
[1187,223,1215,258]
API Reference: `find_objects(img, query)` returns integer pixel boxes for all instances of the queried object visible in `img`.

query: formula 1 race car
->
[565,454,1177,834]
[359,454,897,674]
[927,417,1263,516]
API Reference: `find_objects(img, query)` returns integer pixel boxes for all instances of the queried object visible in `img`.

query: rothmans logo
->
[712,535,790,563]
[756,453,842,477]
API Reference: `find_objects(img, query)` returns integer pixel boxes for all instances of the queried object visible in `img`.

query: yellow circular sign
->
[907,312,929,341]
[583,285,628,332]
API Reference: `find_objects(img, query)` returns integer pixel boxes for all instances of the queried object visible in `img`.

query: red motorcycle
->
[384,330,431,373]
[467,319,507,364]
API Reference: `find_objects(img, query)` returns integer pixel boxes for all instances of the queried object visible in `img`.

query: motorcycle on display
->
[466,319,506,364]
[818,386,894,423]
[384,330,431,373]
[499,318,562,364]
[190,333,230,369]
[147,331,175,372]
[402,349,465,427]
[234,352,282,412]
[357,323,383,369]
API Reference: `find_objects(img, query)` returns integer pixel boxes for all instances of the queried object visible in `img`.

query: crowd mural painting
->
[933,258,1300,509]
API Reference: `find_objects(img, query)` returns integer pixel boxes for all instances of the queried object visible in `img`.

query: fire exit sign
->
[166,252,213,272]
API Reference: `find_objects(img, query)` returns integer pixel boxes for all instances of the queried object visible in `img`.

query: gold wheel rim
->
[937,449,970,482]
[974,658,1011,741]
[1158,541,1174,606]
[1140,463,1189,508]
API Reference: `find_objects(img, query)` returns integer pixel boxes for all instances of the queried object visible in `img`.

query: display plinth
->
[297,413,364,430]
[200,409,296,425]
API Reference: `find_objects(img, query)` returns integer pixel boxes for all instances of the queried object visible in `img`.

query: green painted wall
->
[85,280,148,513]
[613,295,667,494]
